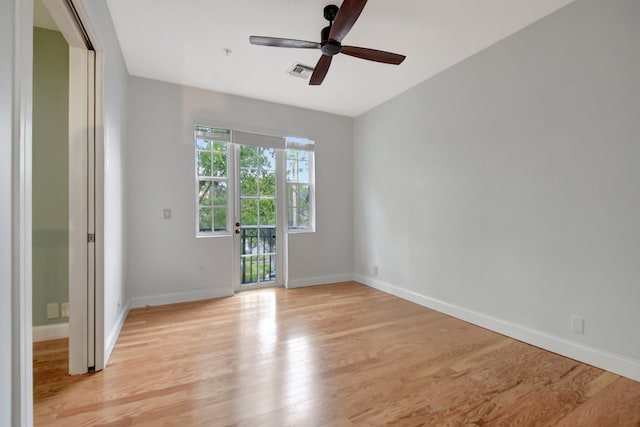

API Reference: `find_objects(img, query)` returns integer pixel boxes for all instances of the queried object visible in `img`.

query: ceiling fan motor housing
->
[320,25,341,56]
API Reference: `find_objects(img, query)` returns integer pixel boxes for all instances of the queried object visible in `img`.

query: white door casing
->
[44,0,104,374]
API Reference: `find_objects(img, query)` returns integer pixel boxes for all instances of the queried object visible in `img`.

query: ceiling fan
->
[249,0,406,85]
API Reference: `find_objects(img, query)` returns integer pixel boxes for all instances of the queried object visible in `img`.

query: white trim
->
[104,300,129,366]
[42,0,85,48]
[33,323,69,342]
[12,0,34,425]
[67,44,89,376]
[93,50,105,372]
[86,47,96,370]
[276,149,287,288]
[130,289,234,309]
[355,274,640,383]
[53,0,105,375]
[287,274,353,289]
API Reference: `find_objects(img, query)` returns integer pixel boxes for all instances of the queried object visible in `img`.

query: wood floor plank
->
[34,282,640,426]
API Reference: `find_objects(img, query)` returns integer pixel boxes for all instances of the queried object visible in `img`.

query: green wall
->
[32,27,69,326]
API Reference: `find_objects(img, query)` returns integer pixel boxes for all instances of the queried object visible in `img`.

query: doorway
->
[35,0,103,375]
[237,145,279,288]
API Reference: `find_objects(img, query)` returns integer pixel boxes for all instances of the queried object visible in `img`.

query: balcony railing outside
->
[240,227,276,285]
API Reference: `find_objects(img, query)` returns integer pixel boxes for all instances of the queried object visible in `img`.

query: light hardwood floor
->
[34,282,640,426]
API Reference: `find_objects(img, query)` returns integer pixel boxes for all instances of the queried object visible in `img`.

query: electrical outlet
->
[61,302,70,318]
[163,208,172,220]
[571,316,584,334]
[47,303,59,319]
[373,265,379,276]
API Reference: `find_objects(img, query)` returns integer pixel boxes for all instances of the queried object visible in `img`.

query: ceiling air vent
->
[287,63,314,80]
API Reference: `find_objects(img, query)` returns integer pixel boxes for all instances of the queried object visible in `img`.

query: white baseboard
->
[104,300,130,367]
[355,274,640,383]
[130,288,234,309]
[33,323,68,342]
[287,273,354,289]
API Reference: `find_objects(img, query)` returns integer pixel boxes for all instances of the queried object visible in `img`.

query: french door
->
[196,126,314,292]
[232,144,286,290]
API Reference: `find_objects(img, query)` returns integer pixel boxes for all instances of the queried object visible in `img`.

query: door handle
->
[235,229,240,234]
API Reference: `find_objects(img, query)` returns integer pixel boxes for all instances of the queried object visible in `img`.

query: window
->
[286,137,315,232]
[195,126,229,235]
[194,127,315,235]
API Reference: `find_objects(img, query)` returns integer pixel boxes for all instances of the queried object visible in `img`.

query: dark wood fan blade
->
[341,46,406,65]
[309,55,333,86]
[249,36,321,49]
[328,0,368,42]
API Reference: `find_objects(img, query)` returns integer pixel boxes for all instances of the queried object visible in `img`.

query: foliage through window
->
[239,145,277,283]
[286,137,314,232]
[195,127,229,234]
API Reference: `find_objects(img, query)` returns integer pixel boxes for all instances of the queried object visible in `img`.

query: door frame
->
[43,0,105,374]
[9,0,35,424]
[231,142,287,292]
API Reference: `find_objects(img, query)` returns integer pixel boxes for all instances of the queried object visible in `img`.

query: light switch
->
[163,208,172,220]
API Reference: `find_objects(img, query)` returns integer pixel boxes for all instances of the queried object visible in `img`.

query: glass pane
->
[240,145,258,169]
[241,198,258,226]
[199,207,212,232]
[298,185,310,209]
[241,256,258,285]
[286,159,297,182]
[198,151,212,177]
[213,208,227,231]
[241,228,258,255]
[297,208,310,229]
[287,149,298,160]
[260,148,276,170]
[297,151,310,161]
[288,208,295,227]
[297,161,309,183]
[259,199,276,226]
[213,141,226,151]
[214,181,227,206]
[259,255,276,282]
[259,170,275,197]
[288,186,295,207]
[199,181,212,207]
[260,227,276,254]
[240,169,258,197]
[212,151,227,177]
[196,139,211,150]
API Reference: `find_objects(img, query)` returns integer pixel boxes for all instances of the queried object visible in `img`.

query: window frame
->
[285,140,316,233]
[195,127,231,237]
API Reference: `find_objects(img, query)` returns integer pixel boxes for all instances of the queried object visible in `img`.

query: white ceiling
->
[105,0,575,117]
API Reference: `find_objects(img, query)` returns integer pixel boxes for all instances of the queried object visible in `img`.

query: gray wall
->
[32,27,69,327]
[354,0,640,376]
[126,76,354,304]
